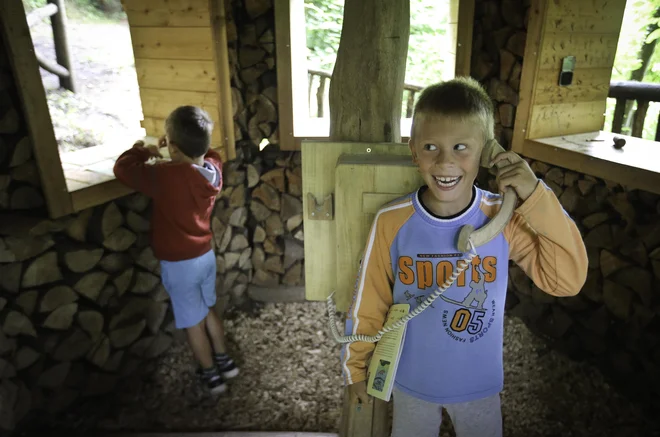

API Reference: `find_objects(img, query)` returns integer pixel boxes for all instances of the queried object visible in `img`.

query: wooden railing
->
[26,0,76,92]
[609,80,660,140]
[308,69,423,118]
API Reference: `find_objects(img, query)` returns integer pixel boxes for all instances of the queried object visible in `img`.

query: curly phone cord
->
[327,247,478,344]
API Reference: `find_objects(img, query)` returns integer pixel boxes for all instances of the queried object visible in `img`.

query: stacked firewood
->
[215,152,304,304]
[471,0,530,149]
[0,196,174,432]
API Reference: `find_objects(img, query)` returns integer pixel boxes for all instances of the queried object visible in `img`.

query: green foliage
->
[605,0,660,140]
[305,0,344,72]
[611,0,660,82]
[304,0,451,86]
[22,0,47,12]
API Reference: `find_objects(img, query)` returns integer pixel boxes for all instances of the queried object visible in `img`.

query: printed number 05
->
[450,309,485,335]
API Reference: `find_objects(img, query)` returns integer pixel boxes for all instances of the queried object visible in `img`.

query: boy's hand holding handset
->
[490,150,539,202]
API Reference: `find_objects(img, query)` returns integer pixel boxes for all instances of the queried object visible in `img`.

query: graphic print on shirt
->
[398,254,497,344]
[404,290,435,308]
[440,262,496,344]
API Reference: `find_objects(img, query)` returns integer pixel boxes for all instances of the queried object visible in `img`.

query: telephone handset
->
[327,138,518,344]
[456,138,517,253]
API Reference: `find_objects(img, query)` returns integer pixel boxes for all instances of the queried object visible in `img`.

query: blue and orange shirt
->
[341,181,588,404]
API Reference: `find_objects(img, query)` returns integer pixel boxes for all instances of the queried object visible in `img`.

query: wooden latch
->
[307,193,334,220]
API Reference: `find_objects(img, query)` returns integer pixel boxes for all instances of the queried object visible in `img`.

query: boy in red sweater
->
[114,106,238,395]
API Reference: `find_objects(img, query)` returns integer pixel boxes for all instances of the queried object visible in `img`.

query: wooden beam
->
[455,0,475,77]
[631,100,649,138]
[209,0,236,160]
[612,98,626,133]
[34,50,70,77]
[0,0,73,218]
[510,0,549,153]
[26,3,58,27]
[274,0,296,150]
[47,0,76,91]
[247,286,306,303]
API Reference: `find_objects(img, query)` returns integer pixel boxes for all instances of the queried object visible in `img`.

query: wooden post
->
[329,0,410,143]
[47,0,75,92]
[0,0,74,218]
[329,1,410,436]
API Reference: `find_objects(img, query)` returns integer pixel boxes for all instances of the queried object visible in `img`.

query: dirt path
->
[27,16,144,153]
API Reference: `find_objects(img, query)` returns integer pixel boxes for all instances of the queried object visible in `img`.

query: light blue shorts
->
[160,249,216,329]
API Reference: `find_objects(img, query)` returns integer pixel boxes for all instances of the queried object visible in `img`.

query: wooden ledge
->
[289,117,412,150]
[63,139,227,213]
[59,136,159,212]
[522,131,660,195]
[69,179,134,212]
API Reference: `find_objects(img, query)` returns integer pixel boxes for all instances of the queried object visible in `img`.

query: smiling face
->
[409,113,484,217]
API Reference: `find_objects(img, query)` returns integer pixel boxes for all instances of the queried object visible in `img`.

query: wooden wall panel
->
[533,68,612,105]
[130,27,213,60]
[528,101,606,138]
[123,0,234,158]
[134,59,217,92]
[517,0,627,143]
[139,88,220,121]
[537,33,619,70]
[546,0,618,17]
[545,12,625,33]
[334,156,423,311]
[122,0,211,27]
[302,142,415,304]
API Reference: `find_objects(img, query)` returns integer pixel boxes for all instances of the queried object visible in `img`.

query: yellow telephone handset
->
[456,139,517,253]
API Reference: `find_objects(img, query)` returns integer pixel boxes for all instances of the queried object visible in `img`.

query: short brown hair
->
[411,76,495,142]
[165,106,214,158]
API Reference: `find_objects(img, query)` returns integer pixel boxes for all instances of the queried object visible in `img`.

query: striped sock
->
[200,366,219,379]
[214,353,231,364]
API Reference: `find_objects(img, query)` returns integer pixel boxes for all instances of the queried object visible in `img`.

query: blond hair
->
[410,76,495,142]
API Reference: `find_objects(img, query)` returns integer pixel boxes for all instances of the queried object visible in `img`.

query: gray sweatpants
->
[391,386,502,437]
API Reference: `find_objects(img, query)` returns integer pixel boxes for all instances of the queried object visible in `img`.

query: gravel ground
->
[27,15,143,153]
[33,301,660,437]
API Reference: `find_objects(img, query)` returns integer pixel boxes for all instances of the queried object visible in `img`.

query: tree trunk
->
[329,2,410,436]
[329,0,410,143]
[622,7,660,133]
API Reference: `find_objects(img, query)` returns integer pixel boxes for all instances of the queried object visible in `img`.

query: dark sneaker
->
[198,366,226,395]
[214,353,239,379]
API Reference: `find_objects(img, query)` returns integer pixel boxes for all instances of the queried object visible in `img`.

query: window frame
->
[1,0,73,218]
[274,0,474,150]
[510,0,660,194]
[1,0,235,218]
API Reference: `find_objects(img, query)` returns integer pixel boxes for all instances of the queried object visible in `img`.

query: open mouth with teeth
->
[434,175,462,188]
